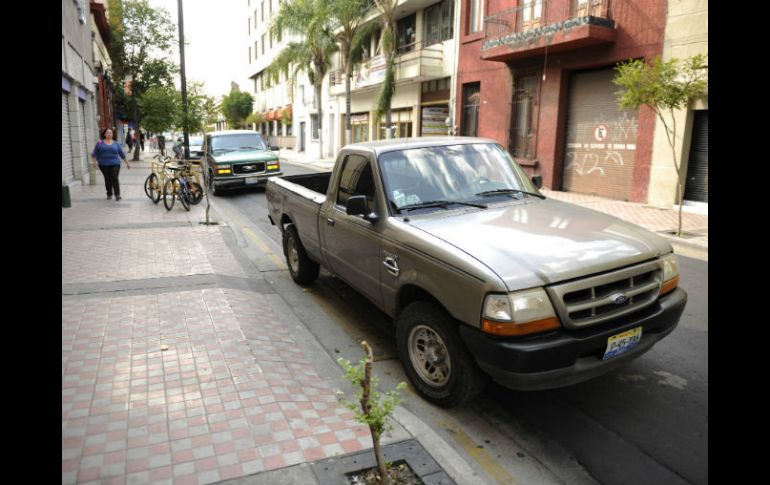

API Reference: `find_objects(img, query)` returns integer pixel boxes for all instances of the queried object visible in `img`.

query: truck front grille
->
[233,162,266,174]
[546,260,663,329]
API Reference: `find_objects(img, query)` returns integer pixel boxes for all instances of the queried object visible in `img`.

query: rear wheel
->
[188,182,204,204]
[144,173,161,203]
[282,225,319,285]
[396,301,487,408]
[163,178,177,210]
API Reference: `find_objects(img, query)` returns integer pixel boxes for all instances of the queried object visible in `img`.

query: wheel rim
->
[288,237,300,274]
[408,325,451,387]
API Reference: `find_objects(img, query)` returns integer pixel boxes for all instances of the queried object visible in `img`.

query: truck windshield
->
[211,133,267,152]
[378,143,540,212]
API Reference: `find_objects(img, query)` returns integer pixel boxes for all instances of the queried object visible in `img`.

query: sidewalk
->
[277,148,707,261]
[62,150,380,485]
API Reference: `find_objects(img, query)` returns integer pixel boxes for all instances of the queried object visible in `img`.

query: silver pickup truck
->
[266,137,687,407]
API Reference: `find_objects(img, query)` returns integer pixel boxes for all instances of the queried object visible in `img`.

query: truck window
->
[336,154,375,207]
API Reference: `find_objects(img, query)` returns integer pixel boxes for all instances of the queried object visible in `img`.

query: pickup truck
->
[266,137,687,407]
[202,130,282,195]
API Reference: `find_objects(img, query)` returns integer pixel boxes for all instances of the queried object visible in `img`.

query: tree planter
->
[310,439,455,485]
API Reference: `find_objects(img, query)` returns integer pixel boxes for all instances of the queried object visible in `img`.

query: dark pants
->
[98,165,121,197]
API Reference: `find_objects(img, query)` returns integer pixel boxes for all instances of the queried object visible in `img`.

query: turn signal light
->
[481,317,560,337]
[659,275,679,296]
[217,169,231,174]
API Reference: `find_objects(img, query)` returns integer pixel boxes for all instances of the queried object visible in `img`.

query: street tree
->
[373,0,398,139]
[138,85,178,135]
[270,0,337,158]
[175,81,217,135]
[107,0,178,160]
[329,0,374,145]
[220,90,254,129]
[613,54,708,236]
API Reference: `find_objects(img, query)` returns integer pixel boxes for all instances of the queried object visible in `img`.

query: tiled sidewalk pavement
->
[63,166,371,484]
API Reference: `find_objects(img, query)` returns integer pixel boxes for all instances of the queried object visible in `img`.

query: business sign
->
[421,105,449,136]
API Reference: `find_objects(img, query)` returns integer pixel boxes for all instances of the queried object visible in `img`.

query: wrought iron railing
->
[483,0,611,46]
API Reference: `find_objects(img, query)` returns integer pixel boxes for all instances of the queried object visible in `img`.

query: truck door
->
[321,152,383,307]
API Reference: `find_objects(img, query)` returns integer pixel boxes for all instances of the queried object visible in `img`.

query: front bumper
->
[459,288,687,391]
[212,172,283,188]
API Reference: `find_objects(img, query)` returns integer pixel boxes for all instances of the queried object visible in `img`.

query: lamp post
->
[177,0,190,160]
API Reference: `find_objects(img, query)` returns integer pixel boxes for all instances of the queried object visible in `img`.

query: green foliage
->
[372,0,399,126]
[613,55,708,112]
[221,91,255,129]
[246,112,265,126]
[138,85,178,133]
[337,356,407,436]
[174,81,217,134]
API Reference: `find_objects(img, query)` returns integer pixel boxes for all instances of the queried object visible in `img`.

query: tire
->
[188,182,204,205]
[178,181,191,211]
[282,225,319,285]
[163,178,176,211]
[396,301,487,408]
[144,173,158,201]
[207,171,221,196]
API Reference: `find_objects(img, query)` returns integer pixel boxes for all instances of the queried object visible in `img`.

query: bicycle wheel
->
[179,180,191,211]
[188,182,204,205]
[163,178,176,211]
[145,173,161,203]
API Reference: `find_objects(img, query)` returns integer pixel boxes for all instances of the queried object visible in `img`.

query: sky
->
[148,0,247,99]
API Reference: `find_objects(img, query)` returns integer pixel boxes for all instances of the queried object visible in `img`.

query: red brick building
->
[455,0,665,202]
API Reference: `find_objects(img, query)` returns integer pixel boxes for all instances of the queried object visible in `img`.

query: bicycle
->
[162,161,204,211]
[144,154,173,203]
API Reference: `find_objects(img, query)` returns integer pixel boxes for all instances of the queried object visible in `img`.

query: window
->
[254,77,258,93]
[461,83,480,137]
[396,14,417,54]
[424,0,454,46]
[350,113,369,143]
[254,10,258,28]
[255,41,258,59]
[261,34,266,55]
[261,1,265,21]
[248,18,251,35]
[468,0,484,34]
[276,26,282,43]
[310,114,319,140]
[336,154,375,207]
[510,72,539,159]
[378,109,413,139]
[520,0,542,31]
[249,46,252,63]
[286,123,292,136]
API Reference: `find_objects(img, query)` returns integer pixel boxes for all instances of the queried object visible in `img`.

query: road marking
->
[243,226,286,268]
[439,418,519,485]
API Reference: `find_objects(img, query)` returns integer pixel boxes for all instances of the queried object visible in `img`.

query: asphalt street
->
[205,160,708,485]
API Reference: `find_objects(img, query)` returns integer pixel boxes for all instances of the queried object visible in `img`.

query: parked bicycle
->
[162,160,203,211]
[144,153,173,203]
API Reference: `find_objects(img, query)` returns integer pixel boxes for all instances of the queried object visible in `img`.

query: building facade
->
[457,0,667,202]
[63,0,102,188]
[646,0,708,211]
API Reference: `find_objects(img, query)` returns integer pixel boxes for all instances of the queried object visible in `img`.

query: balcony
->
[329,41,445,96]
[482,0,616,62]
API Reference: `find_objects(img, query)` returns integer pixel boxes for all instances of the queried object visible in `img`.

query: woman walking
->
[91,128,131,200]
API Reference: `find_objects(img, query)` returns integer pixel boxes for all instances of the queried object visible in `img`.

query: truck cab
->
[203,130,282,195]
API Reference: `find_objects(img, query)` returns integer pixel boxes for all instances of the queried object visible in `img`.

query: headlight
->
[659,253,680,296]
[481,288,560,336]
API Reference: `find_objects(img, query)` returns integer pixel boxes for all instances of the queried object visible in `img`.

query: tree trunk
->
[133,142,141,161]
[360,341,390,485]
[345,61,352,146]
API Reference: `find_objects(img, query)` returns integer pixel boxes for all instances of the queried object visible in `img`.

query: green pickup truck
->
[203,130,283,195]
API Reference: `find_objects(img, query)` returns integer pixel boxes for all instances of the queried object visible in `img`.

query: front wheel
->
[282,225,319,285]
[163,178,177,211]
[178,180,191,211]
[207,171,221,196]
[396,301,487,408]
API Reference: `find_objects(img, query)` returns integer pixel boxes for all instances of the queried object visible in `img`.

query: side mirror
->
[270,145,280,151]
[531,175,543,189]
[346,195,378,222]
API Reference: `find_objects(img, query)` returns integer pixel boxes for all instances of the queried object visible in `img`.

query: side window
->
[336,154,376,208]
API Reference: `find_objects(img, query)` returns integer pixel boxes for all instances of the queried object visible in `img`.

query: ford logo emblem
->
[612,293,629,305]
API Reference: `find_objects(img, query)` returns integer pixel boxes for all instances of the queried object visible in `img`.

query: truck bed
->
[279,173,331,195]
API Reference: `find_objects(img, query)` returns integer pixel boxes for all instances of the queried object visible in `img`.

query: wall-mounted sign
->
[421,105,449,136]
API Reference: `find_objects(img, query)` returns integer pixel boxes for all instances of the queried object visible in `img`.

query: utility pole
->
[177,0,190,160]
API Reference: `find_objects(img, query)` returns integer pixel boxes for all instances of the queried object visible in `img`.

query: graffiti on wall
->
[565,112,638,177]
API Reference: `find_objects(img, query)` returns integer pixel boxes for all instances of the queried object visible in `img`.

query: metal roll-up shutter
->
[62,92,75,185]
[562,68,638,200]
[684,110,707,203]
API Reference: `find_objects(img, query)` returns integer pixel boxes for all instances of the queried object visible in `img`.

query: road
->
[206,160,708,485]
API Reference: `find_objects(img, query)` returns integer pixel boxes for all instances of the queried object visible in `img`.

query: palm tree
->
[270,0,337,158]
[329,0,374,146]
[373,0,399,139]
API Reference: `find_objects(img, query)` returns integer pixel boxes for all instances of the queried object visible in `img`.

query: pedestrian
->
[91,128,131,201]
[126,129,134,151]
[139,130,146,152]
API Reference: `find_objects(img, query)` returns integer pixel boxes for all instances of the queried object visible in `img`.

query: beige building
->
[647,0,708,212]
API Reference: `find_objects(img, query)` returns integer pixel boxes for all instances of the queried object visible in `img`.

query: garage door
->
[62,92,75,185]
[684,110,707,203]
[561,68,638,200]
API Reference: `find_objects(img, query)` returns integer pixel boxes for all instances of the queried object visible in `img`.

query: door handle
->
[383,257,400,277]
[326,218,335,226]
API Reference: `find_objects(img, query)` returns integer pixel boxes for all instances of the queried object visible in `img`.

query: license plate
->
[245,176,260,185]
[603,327,642,360]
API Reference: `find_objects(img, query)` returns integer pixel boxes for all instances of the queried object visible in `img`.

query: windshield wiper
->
[398,200,487,213]
[475,188,545,199]
[238,146,263,150]
[213,148,234,154]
